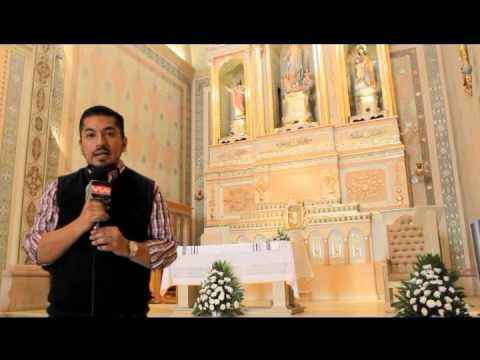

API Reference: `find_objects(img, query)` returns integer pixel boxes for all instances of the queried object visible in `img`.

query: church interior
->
[0,44,479,317]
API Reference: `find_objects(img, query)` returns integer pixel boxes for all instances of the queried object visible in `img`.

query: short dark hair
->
[79,105,125,138]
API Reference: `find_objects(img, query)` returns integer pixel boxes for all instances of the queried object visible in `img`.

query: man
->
[24,105,177,318]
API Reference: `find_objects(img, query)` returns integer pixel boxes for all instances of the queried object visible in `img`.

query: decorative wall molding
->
[18,45,56,264]
[390,47,435,206]
[135,45,194,82]
[0,51,26,270]
[194,77,210,242]
[424,45,467,271]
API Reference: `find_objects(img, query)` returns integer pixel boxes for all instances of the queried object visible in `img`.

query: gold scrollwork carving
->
[459,45,473,96]
[255,177,269,202]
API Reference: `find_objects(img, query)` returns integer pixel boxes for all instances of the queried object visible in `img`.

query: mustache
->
[93,147,110,155]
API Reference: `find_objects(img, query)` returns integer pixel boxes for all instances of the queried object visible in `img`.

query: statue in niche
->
[221,78,247,144]
[281,45,313,94]
[277,45,315,132]
[225,79,246,119]
[350,45,384,122]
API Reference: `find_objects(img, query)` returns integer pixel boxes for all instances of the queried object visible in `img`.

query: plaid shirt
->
[23,163,177,270]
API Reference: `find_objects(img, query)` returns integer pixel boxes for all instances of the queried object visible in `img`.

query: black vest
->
[46,167,155,317]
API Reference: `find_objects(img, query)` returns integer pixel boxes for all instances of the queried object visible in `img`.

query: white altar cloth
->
[160,241,300,298]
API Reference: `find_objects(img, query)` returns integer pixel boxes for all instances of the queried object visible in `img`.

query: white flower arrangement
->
[393,254,470,318]
[192,260,244,317]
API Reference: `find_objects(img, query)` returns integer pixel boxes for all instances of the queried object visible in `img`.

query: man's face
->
[80,115,127,167]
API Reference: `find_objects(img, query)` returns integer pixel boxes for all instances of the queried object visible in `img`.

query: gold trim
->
[312,45,330,125]
[210,49,254,144]
[459,44,473,96]
[244,48,255,140]
[264,45,277,135]
[210,62,221,145]
[335,45,397,123]
[253,45,266,137]
[377,45,397,117]
[335,45,351,124]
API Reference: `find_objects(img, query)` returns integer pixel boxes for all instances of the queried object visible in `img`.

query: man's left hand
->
[89,226,129,257]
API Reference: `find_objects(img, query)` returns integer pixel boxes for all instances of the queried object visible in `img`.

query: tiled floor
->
[2,297,478,318]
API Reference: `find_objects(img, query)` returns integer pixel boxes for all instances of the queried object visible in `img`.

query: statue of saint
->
[278,45,315,129]
[281,45,313,94]
[284,45,304,91]
[225,80,246,119]
[351,45,381,120]
[221,79,247,143]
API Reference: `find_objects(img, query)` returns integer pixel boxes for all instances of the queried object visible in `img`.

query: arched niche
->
[328,229,345,264]
[266,45,318,129]
[218,59,247,142]
[236,234,249,244]
[308,230,323,260]
[337,44,397,123]
[348,228,366,264]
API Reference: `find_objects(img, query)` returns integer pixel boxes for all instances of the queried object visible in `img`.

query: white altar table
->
[161,241,304,315]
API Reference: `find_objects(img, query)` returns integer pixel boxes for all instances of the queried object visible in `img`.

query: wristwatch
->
[128,240,139,258]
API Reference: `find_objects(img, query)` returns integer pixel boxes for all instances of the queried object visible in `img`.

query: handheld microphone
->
[84,164,117,317]
[86,180,112,230]
[85,164,117,229]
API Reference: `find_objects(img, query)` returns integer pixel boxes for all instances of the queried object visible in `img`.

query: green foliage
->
[393,253,470,317]
[273,228,290,241]
[192,260,245,317]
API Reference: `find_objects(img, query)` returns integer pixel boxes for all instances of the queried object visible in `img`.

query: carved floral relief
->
[345,169,386,203]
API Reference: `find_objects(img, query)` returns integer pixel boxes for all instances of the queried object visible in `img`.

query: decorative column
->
[264,45,279,135]
[344,239,350,265]
[252,45,266,138]
[210,59,221,145]
[312,45,330,125]
[243,48,255,141]
[334,45,351,125]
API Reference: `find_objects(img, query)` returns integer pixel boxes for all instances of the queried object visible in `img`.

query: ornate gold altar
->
[202,45,448,304]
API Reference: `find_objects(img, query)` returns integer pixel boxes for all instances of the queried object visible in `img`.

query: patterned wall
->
[69,45,191,204]
[0,48,8,146]
[18,45,63,265]
[0,44,193,269]
[0,50,26,269]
